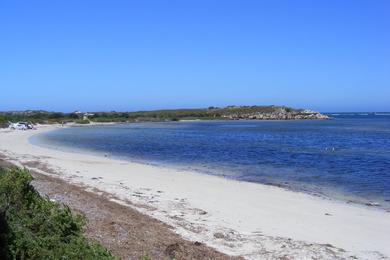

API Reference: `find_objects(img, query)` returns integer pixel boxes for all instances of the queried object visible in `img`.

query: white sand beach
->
[1,125,389,259]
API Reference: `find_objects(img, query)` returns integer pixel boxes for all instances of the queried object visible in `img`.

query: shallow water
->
[31,114,390,208]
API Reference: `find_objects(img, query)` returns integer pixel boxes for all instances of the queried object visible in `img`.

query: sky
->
[1,0,389,112]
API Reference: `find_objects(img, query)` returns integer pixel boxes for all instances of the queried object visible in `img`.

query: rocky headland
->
[219,106,329,120]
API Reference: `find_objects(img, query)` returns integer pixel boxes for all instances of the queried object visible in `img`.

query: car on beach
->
[8,122,34,130]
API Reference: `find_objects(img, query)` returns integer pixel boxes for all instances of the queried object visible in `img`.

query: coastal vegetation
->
[0,106,328,127]
[0,166,114,259]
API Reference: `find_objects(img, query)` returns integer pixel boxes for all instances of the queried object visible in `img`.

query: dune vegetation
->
[0,166,115,259]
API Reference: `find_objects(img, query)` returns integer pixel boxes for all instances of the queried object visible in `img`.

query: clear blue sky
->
[1,0,389,112]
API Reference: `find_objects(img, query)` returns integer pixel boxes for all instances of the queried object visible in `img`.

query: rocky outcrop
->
[221,107,329,120]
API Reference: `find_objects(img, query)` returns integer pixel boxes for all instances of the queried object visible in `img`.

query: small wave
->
[375,113,390,116]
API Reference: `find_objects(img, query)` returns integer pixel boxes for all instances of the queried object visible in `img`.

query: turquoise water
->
[31,114,390,208]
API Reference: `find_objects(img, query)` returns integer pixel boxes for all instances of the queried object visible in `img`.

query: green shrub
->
[75,119,91,124]
[0,167,114,259]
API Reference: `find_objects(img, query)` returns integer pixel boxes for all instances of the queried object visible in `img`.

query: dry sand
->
[1,125,389,259]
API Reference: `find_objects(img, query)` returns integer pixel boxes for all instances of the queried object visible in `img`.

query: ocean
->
[30,113,390,209]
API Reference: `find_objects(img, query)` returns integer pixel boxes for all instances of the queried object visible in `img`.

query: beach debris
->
[325,213,332,216]
[164,242,184,258]
[320,243,334,248]
[214,232,226,239]
[198,209,207,215]
[365,202,380,207]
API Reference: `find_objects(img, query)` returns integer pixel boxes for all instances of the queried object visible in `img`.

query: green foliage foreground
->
[0,166,114,260]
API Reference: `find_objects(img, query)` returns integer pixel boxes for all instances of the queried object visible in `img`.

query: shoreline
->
[1,125,390,259]
[30,123,389,212]
[0,159,237,260]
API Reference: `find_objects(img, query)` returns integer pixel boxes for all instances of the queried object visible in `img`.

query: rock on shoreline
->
[221,107,329,120]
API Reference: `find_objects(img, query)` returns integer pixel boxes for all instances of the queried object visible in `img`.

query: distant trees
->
[69,113,80,119]
[0,105,301,127]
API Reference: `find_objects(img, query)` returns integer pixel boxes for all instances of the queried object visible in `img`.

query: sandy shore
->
[0,159,236,260]
[1,125,390,259]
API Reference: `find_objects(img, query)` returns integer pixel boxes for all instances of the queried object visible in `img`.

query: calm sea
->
[31,113,390,209]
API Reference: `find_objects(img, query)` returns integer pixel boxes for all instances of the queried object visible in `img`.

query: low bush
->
[74,119,91,124]
[0,166,114,259]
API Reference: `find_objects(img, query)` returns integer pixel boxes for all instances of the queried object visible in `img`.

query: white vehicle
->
[8,122,33,130]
